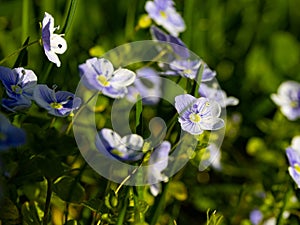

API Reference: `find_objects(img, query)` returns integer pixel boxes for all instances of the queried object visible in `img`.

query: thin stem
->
[43,177,52,225]
[0,40,40,65]
[150,182,169,225]
[116,190,129,225]
[22,0,30,43]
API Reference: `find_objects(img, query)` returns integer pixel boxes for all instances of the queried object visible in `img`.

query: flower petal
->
[175,94,197,114]
[44,49,61,67]
[50,34,67,54]
[33,85,55,110]
[110,68,136,88]
[0,66,17,91]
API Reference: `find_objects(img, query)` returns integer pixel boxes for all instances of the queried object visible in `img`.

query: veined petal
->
[99,58,114,78]
[149,141,171,172]
[100,128,123,149]
[33,85,55,110]
[110,68,136,88]
[121,134,144,151]
[200,117,224,130]
[179,119,203,135]
[55,91,74,103]
[175,94,196,114]
[103,86,127,98]
[2,97,31,112]
[286,147,300,166]
[288,167,300,188]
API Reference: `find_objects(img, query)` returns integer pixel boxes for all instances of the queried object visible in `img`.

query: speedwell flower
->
[199,82,239,108]
[0,66,37,111]
[42,12,67,67]
[0,113,26,151]
[79,58,136,99]
[33,84,81,117]
[286,136,300,188]
[168,59,201,79]
[145,0,185,37]
[201,63,217,82]
[148,141,171,196]
[175,94,224,135]
[271,81,300,121]
[96,128,144,161]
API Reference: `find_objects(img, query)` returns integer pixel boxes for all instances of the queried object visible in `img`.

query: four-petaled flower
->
[286,136,300,188]
[145,0,185,37]
[148,141,171,196]
[42,12,67,67]
[33,84,81,117]
[271,81,300,121]
[79,58,136,98]
[0,66,37,111]
[0,113,26,151]
[199,82,239,108]
[168,59,201,79]
[175,94,224,135]
[97,128,144,161]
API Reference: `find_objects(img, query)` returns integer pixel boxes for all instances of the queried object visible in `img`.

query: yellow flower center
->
[183,69,193,75]
[50,102,63,109]
[295,164,300,173]
[97,75,110,87]
[160,11,167,18]
[11,85,22,94]
[290,101,298,108]
[189,113,201,123]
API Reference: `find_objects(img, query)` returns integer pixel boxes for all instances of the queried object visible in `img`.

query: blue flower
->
[148,141,171,196]
[145,0,185,37]
[199,82,239,108]
[96,128,144,161]
[286,136,300,188]
[33,84,81,117]
[0,113,26,151]
[175,94,224,135]
[42,12,67,67]
[79,58,136,99]
[127,67,162,105]
[249,209,263,225]
[168,59,201,79]
[0,66,37,111]
[271,81,300,121]
[150,25,189,59]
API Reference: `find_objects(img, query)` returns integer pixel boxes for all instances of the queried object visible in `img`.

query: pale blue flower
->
[201,63,217,82]
[199,82,239,108]
[127,67,162,105]
[286,136,300,188]
[0,66,37,111]
[33,84,81,117]
[79,58,136,98]
[175,94,224,135]
[168,59,201,79]
[0,113,26,150]
[149,141,171,196]
[96,128,144,161]
[271,81,300,121]
[42,12,67,67]
[145,0,185,37]
[250,209,263,225]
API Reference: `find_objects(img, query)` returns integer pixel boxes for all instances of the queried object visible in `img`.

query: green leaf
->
[135,96,143,134]
[13,37,29,68]
[0,198,20,223]
[53,176,85,203]
[21,201,43,225]
[61,0,79,34]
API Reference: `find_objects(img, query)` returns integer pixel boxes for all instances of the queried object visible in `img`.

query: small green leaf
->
[53,176,85,203]
[13,37,30,68]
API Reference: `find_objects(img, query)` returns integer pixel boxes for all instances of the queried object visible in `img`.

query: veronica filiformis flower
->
[175,94,224,135]
[42,12,67,67]
[79,58,136,99]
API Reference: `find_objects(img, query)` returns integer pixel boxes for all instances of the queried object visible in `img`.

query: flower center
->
[50,102,63,109]
[295,163,300,173]
[11,85,23,94]
[290,100,298,108]
[160,10,167,18]
[183,69,193,75]
[97,75,110,87]
[189,113,201,123]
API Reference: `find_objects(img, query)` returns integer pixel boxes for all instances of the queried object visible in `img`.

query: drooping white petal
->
[50,34,67,54]
[110,68,136,88]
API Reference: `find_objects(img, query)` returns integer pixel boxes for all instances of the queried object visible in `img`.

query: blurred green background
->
[1,0,300,224]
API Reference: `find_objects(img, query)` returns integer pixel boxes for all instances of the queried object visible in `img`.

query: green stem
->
[43,177,52,225]
[277,185,293,225]
[22,0,30,43]
[0,40,40,65]
[150,182,169,225]
[116,190,129,225]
